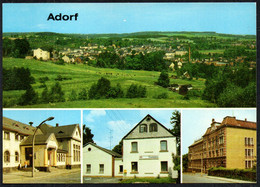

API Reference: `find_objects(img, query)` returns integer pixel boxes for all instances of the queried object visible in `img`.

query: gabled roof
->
[84,142,121,158]
[2,117,40,136]
[20,133,57,146]
[122,114,174,140]
[39,123,80,139]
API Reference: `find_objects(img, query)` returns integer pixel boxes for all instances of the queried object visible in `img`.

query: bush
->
[126,84,147,98]
[68,89,78,101]
[157,71,170,88]
[208,167,256,181]
[49,82,65,102]
[39,76,49,83]
[155,92,168,99]
[78,88,88,100]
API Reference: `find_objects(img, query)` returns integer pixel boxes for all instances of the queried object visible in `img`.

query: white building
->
[83,114,178,178]
[33,48,50,60]
[2,117,81,172]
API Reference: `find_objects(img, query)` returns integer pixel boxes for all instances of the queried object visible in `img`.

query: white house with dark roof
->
[83,114,178,178]
[2,117,81,172]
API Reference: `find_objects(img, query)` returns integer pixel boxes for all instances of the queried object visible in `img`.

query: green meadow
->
[3,58,216,108]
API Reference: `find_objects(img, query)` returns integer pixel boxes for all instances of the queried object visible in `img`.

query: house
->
[2,117,81,172]
[83,114,178,178]
[62,55,72,63]
[169,63,175,71]
[33,48,50,60]
[83,143,123,177]
[188,116,256,173]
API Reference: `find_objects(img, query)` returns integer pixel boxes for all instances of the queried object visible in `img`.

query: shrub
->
[126,84,147,98]
[39,76,49,83]
[157,71,170,88]
[49,82,65,102]
[68,89,78,101]
[155,92,168,99]
[78,88,88,100]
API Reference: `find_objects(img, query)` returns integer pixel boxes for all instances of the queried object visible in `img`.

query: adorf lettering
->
[47,13,78,21]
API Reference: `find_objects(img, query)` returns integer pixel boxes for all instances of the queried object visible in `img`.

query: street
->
[182,173,256,183]
[3,168,81,183]
[83,177,122,183]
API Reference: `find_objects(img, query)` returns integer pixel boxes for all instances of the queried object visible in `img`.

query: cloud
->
[36,24,49,29]
[85,110,106,123]
[123,19,127,22]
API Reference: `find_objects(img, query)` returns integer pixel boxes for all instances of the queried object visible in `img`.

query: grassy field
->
[3,57,216,108]
[199,49,225,54]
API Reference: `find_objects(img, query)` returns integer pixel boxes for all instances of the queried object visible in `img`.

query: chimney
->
[56,123,59,127]
[245,118,247,122]
[212,118,215,123]
[29,122,33,126]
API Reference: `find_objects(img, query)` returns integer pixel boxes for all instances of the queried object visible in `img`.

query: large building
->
[33,48,50,60]
[83,114,178,178]
[188,116,256,173]
[2,117,81,172]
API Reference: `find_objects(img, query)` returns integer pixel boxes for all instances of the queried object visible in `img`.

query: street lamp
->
[32,117,54,177]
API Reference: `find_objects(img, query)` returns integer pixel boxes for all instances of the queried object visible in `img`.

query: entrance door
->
[25,147,32,167]
[48,149,53,166]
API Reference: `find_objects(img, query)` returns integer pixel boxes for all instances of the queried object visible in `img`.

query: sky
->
[182,108,256,155]
[83,109,178,150]
[3,109,81,128]
[3,3,256,35]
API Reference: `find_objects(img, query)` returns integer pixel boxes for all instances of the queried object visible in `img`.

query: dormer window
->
[58,131,64,134]
[139,124,147,133]
[149,123,157,132]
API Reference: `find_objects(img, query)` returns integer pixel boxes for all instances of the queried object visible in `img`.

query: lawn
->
[3,57,216,108]
[120,177,176,184]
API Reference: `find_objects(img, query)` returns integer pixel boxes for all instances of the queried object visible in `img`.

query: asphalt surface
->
[3,168,81,184]
[83,177,122,183]
[182,173,256,183]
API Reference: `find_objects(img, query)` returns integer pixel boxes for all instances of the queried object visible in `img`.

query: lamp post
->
[32,117,54,177]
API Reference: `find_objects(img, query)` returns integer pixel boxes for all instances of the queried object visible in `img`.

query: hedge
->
[208,167,256,182]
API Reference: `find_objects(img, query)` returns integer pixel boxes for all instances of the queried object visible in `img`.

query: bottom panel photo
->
[2,109,81,184]
[82,109,180,184]
[182,109,256,184]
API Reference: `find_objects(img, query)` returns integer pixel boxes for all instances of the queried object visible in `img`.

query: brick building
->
[188,116,256,173]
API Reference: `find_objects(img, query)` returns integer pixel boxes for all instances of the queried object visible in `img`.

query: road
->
[3,168,81,184]
[83,177,121,183]
[182,173,255,183]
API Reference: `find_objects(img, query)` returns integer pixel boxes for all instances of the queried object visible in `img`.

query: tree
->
[170,110,181,155]
[172,153,180,184]
[41,85,50,103]
[68,89,78,101]
[11,38,30,58]
[157,71,170,88]
[182,153,189,172]
[78,88,88,100]
[49,82,65,102]
[126,84,146,98]
[112,140,123,155]
[83,125,94,145]
[18,85,38,105]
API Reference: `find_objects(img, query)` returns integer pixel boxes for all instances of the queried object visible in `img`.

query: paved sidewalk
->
[3,168,81,183]
[183,173,256,183]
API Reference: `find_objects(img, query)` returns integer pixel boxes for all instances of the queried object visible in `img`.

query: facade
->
[188,116,257,173]
[2,117,81,172]
[83,114,178,178]
[33,48,50,60]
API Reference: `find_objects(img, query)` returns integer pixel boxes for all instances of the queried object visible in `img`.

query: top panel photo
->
[2,3,256,108]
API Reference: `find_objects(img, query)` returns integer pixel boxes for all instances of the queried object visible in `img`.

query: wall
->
[226,127,256,169]
[2,131,24,169]
[114,158,123,177]
[123,137,177,178]
[83,144,113,177]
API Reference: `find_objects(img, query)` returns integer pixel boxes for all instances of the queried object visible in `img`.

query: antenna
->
[109,129,113,150]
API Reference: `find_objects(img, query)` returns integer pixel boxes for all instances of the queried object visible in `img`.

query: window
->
[160,141,167,151]
[149,123,158,132]
[245,137,254,146]
[119,165,123,173]
[15,133,19,141]
[4,132,10,140]
[86,164,91,173]
[131,142,138,152]
[99,164,104,173]
[219,136,224,144]
[73,144,80,162]
[161,161,168,172]
[245,161,252,169]
[15,152,19,162]
[131,162,138,172]
[4,151,10,163]
[139,124,147,133]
